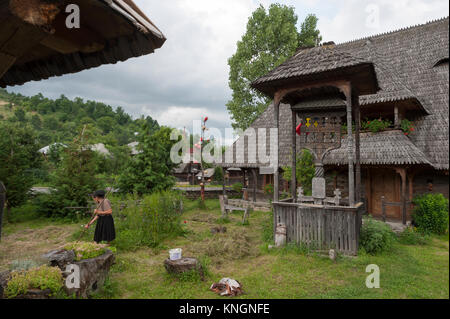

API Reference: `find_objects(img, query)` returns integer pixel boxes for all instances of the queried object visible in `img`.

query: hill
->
[0,88,159,149]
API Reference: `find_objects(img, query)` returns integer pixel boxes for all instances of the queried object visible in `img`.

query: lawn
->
[0,198,448,299]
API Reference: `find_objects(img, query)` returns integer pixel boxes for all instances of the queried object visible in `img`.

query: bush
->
[64,242,115,261]
[8,203,41,223]
[264,184,274,195]
[412,193,449,234]
[232,182,243,193]
[114,191,184,251]
[360,217,396,254]
[5,265,63,298]
[398,227,431,245]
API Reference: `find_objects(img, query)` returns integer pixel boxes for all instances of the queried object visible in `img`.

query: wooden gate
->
[273,201,364,255]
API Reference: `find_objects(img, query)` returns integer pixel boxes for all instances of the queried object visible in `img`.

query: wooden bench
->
[219,195,250,224]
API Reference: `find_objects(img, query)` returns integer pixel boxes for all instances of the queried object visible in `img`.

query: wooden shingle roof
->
[324,130,432,166]
[0,0,166,87]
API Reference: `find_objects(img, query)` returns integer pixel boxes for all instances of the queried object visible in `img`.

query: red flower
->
[404,132,409,136]
[184,221,187,224]
[204,117,209,122]
[367,121,371,124]
[410,127,415,132]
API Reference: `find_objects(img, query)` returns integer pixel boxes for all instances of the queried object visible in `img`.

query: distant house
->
[90,143,111,157]
[219,18,449,222]
[127,142,142,155]
[173,148,200,184]
[195,168,215,183]
[38,143,67,155]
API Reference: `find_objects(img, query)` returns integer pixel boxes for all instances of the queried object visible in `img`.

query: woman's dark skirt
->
[94,215,116,243]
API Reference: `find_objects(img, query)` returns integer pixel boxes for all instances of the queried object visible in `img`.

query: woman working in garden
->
[85,190,116,244]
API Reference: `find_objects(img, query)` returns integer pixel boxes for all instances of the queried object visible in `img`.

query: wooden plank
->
[0,51,16,78]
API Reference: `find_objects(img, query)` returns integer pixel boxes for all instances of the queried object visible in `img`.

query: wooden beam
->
[0,52,16,79]
[291,109,297,202]
[394,105,400,128]
[346,85,355,207]
[273,96,281,203]
[252,168,257,203]
[222,167,226,197]
[353,93,361,202]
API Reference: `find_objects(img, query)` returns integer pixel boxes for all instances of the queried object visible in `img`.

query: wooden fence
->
[273,201,364,255]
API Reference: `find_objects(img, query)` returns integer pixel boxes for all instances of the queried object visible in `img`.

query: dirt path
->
[0,223,78,271]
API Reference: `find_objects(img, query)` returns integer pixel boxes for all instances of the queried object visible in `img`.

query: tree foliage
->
[227,5,322,130]
[118,125,178,195]
[0,122,42,210]
[48,127,102,215]
[282,149,315,195]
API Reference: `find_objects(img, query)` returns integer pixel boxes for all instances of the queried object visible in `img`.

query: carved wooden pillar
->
[353,93,361,203]
[394,106,400,128]
[345,87,355,207]
[273,99,280,202]
[291,109,297,201]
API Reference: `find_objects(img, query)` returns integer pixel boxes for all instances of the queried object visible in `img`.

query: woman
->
[85,190,116,244]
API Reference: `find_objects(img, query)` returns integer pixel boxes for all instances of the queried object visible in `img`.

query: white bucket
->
[169,248,182,261]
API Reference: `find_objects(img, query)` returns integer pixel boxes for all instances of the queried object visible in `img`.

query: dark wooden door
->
[370,169,401,220]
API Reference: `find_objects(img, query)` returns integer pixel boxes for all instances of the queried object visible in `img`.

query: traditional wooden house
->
[220,18,449,223]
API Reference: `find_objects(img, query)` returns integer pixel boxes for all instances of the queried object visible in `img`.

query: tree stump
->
[164,258,203,278]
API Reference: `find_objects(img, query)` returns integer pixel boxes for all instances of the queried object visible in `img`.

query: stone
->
[329,249,337,261]
[65,250,115,298]
[42,249,75,269]
[312,177,326,199]
[164,257,204,278]
[275,223,287,247]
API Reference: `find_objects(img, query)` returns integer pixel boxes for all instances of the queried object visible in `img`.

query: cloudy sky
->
[6,0,449,142]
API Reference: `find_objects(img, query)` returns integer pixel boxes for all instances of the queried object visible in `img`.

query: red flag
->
[296,123,302,136]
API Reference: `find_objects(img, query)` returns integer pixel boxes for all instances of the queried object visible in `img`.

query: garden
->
[0,192,448,299]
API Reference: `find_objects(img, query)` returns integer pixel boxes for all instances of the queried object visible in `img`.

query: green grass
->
[1,198,448,299]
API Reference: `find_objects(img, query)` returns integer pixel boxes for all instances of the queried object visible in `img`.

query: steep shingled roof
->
[324,130,432,166]
[223,17,449,170]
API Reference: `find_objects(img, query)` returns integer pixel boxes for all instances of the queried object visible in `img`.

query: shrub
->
[398,227,431,245]
[114,191,184,251]
[232,182,243,193]
[412,193,449,234]
[8,203,41,223]
[64,242,115,261]
[264,184,274,195]
[361,118,392,133]
[5,265,63,298]
[359,217,396,254]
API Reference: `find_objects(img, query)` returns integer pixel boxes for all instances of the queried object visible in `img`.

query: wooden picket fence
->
[273,201,364,255]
